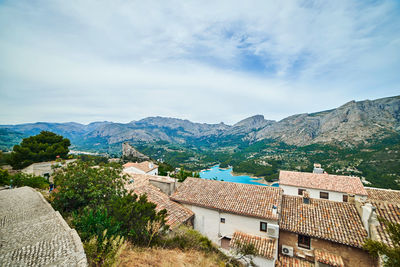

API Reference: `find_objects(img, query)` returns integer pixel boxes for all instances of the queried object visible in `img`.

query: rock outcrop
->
[122,142,149,160]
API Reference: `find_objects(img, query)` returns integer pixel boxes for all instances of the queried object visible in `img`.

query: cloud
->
[0,0,399,125]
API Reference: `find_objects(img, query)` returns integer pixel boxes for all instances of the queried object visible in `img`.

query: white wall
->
[183,204,278,265]
[123,166,146,174]
[147,168,158,175]
[280,184,362,202]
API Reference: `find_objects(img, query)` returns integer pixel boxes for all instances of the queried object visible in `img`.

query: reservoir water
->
[200,165,277,186]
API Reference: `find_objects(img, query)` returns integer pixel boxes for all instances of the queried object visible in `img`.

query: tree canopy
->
[10,131,70,169]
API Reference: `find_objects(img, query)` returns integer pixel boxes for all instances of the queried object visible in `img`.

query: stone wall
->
[0,187,87,266]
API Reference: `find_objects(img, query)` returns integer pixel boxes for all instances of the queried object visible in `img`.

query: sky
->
[0,0,399,125]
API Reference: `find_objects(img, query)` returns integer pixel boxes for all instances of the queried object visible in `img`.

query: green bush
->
[52,161,126,212]
[84,230,127,267]
[73,207,121,242]
[0,168,10,185]
[109,193,168,246]
[164,226,215,253]
[11,173,49,189]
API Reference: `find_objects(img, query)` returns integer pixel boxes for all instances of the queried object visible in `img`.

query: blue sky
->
[0,0,399,125]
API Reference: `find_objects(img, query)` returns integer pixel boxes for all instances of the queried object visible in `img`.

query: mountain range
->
[1,95,399,152]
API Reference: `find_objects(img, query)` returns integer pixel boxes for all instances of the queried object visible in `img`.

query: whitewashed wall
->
[147,168,158,175]
[183,204,278,266]
[123,166,146,174]
[280,184,359,202]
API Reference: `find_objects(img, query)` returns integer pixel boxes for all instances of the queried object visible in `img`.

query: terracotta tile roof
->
[277,255,314,267]
[124,173,152,189]
[366,187,400,204]
[280,195,368,248]
[123,173,193,229]
[134,185,194,228]
[231,231,276,260]
[123,161,158,173]
[365,187,400,247]
[279,170,367,196]
[170,178,282,220]
[314,249,344,267]
[370,200,400,247]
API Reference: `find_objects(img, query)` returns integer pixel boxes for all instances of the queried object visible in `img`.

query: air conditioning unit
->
[282,245,294,257]
[267,224,279,238]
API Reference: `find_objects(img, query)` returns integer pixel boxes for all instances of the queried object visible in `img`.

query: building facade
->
[171,178,282,266]
[279,170,368,202]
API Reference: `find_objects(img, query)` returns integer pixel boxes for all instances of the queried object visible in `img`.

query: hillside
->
[1,95,399,189]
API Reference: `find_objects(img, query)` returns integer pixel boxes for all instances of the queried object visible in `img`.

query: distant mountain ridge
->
[1,95,399,152]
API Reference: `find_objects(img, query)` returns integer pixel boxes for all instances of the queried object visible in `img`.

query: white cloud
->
[0,0,399,125]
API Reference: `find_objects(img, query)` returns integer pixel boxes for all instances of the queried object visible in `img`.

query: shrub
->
[11,173,49,189]
[109,193,168,246]
[52,161,126,212]
[72,207,121,242]
[0,168,10,185]
[84,230,127,267]
[164,226,215,253]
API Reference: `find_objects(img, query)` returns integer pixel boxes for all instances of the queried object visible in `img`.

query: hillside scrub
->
[50,160,168,266]
[0,169,49,189]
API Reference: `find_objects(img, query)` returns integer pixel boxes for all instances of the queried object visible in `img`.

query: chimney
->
[313,163,324,174]
[149,162,153,169]
[272,205,278,215]
[359,203,378,237]
[302,191,310,204]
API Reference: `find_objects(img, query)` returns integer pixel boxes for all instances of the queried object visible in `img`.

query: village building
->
[279,170,368,202]
[170,178,282,266]
[123,161,158,175]
[279,194,377,267]
[21,159,76,180]
[0,186,87,266]
[124,173,193,229]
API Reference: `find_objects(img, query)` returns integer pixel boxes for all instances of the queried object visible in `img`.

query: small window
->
[343,195,348,202]
[220,218,225,223]
[320,192,329,199]
[298,189,306,196]
[298,234,311,249]
[260,222,268,232]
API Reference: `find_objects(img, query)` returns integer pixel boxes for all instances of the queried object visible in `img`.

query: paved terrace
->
[0,187,87,266]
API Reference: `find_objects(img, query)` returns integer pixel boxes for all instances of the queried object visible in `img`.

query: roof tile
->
[231,231,276,259]
[280,195,368,248]
[277,255,314,267]
[171,178,282,220]
[314,249,344,267]
[279,170,367,196]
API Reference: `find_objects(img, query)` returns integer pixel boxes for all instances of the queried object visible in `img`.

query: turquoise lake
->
[200,165,279,187]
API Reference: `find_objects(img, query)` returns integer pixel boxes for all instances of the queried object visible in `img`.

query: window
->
[298,234,311,249]
[298,189,306,196]
[320,192,329,199]
[343,195,348,202]
[220,218,225,223]
[260,222,268,232]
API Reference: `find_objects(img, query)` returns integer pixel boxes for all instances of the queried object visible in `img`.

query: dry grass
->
[118,245,226,267]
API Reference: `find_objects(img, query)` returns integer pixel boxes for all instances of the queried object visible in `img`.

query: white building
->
[279,170,368,202]
[171,178,282,266]
[21,159,76,179]
[123,161,158,175]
